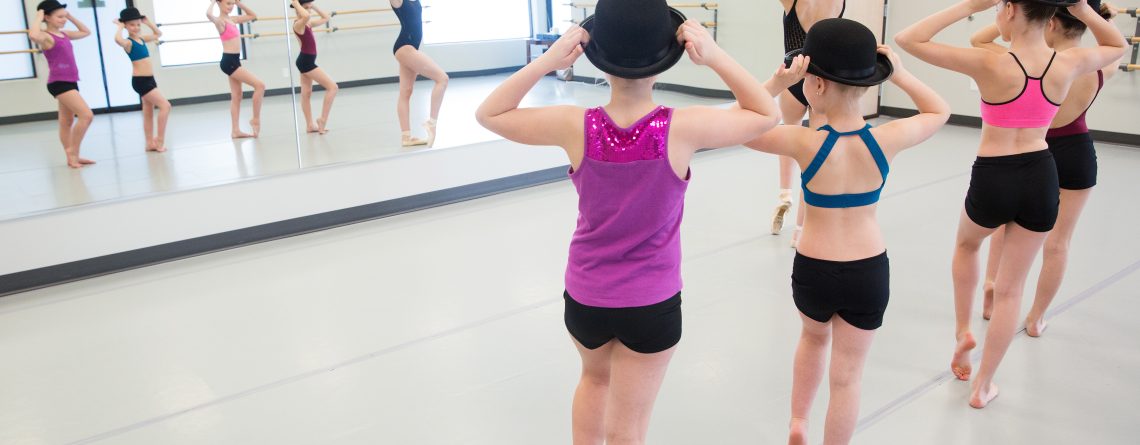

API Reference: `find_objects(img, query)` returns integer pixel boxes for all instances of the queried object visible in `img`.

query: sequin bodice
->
[585,106,672,163]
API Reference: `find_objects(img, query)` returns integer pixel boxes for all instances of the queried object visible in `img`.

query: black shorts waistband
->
[793,251,888,267]
[974,149,1053,165]
[1047,132,1094,145]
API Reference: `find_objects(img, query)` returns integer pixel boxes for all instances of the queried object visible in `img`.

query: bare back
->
[1050,69,1100,129]
[785,0,845,31]
[975,49,1076,156]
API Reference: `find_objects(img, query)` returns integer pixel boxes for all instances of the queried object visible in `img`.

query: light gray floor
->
[0,74,723,220]
[1,122,1138,444]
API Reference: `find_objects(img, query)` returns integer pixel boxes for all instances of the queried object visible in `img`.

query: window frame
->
[422,0,535,46]
[154,6,248,68]
[0,0,37,81]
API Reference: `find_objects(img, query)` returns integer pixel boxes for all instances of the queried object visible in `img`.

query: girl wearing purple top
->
[291,0,338,134]
[477,0,778,442]
[29,0,94,169]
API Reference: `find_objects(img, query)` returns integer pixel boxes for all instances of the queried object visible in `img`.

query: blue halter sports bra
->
[801,124,889,208]
[127,38,149,61]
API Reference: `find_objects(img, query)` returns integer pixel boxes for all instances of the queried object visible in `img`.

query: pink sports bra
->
[979,52,1061,129]
[220,22,239,42]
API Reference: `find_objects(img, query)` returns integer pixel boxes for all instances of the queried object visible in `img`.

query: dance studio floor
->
[0,74,723,220]
[1,122,1138,444]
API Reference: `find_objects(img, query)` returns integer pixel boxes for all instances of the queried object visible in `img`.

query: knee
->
[77,110,94,122]
[159,102,172,113]
[956,238,982,253]
[801,327,831,346]
[829,368,860,391]
[992,281,1021,300]
[580,367,610,388]
[1043,239,1069,258]
[437,74,449,87]
[398,85,414,99]
[327,84,339,95]
[254,81,266,92]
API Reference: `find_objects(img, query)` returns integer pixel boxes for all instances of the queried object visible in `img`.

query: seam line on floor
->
[852,257,1140,437]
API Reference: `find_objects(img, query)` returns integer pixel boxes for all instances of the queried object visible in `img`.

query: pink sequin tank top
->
[565,106,689,309]
[44,32,79,83]
[979,52,1061,129]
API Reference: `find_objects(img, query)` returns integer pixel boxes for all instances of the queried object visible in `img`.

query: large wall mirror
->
[0,0,886,221]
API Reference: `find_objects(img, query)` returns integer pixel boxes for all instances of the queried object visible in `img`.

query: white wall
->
[565,0,885,116]
[2,0,525,118]
[882,0,1140,136]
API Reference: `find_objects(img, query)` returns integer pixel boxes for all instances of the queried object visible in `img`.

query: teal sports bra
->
[127,38,149,62]
[801,124,889,208]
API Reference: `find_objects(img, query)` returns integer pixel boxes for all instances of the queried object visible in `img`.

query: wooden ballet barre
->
[0,29,30,35]
[1117,7,1137,17]
[0,48,40,55]
[161,8,404,26]
[1128,35,1140,44]
[567,2,717,9]
[1123,64,1140,72]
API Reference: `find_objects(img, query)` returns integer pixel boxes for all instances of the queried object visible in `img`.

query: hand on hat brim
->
[544,25,589,71]
[771,54,809,91]
[678,19,719,66]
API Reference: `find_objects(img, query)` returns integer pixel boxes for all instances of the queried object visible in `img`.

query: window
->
[424,0,532,45]
[154,1,244,67]
[550,0,578,34]
[0,0,35,80]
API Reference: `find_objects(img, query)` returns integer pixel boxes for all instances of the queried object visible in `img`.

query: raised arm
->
[1057,0,1128,75]
[475,26,586,149]
[28,10,53,49]
[310,5,332,27]
[291,0,310,34]
[232,1,258,24]
[969,23,1005,53]
[672,20,780,151]
[744,55,817,157]
[871,45,950,156]
[141,16,162,42]
[64,11,91,39]
[894,0,1000,78]
[206,0,224,31]
[112,20,131,52]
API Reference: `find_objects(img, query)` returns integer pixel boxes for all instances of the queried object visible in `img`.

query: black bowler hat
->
[1021,0,1080,7]
[785,18,892,87]
[581,0,687,79]
[1054,0,1100,20]
[37,0,67,14]
[118,7,145,22]
[290,0,315,8]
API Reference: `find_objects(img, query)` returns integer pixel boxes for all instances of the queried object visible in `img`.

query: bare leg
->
[306,67,338,134]
[971,222,1048,408]
[950,210,996,380]
[822,317,876,445]
[396,63,426,146]
[227,76,252,138]
[57,104,75,167]
[572,338,613,445]
[148,90,172,152]
[396,46,449,147]
[982,225,1007,320]
[141,97,155,151]
[789,313,831,445]
[56,91,95,166]
[774,90,807,235]
[603,342,676,445]
[230,67,265,137]
[299,72,317,133]
[1026,188,1092,337]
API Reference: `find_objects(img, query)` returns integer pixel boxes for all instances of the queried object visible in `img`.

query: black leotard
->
[393,0,423,54]
[783,0,846,106]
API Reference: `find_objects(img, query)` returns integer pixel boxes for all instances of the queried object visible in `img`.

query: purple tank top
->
[565,106,689,308]
[296,26,317,55]
[44,32,79,83]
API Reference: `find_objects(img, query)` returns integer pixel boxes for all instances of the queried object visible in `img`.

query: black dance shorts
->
[295,53,317,74]
[792,251,890,331]
[219,53,242,76]
[131,76,157,97]
[1047,133,1097,191]
[564,291,682,354]
[964,150,1059,233]
[47,81,78,98]
[788,79,809,107]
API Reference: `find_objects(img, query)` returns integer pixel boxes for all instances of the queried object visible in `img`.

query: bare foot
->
[969,381,999,409]
[67,158,82,169]
[77,157,96,165]
[249,119,260,137]
[316,118,328,135]
[147,139,158,152]
[232,131,254,139]
[982,281,994,320]
[788,418,808,445]
[154,139,167,153]
[951,332,976,381]
[1026,317,1048,338]
[306,123,320,133]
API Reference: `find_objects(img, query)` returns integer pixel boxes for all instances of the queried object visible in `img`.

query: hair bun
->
[1097,3,1115,20]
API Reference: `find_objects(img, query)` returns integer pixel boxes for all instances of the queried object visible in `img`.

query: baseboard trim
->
[879,106,1140,147]
[0,66,526,124]
[0,165,569,297]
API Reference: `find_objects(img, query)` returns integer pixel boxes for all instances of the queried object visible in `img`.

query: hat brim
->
[121,15,146,21]
[581,8,686,80]
[1025,0,1080,6]
[41,3,67,14]
[786,48,894,87]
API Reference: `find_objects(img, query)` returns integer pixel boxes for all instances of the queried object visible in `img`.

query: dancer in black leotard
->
[391,0,447,147]
[770,0,845,247]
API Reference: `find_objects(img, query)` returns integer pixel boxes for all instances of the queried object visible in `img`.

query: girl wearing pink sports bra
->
[291,0,338,135]
[477,0,778,441]
[971,1,1123,337]
[896,0,1125,409]
[206,0,264,138]
[29,0,94,169]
